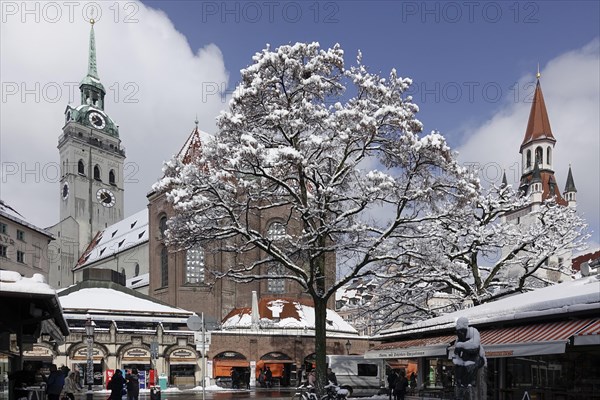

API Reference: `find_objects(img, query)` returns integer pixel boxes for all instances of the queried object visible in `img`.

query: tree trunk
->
[313,296,328,395]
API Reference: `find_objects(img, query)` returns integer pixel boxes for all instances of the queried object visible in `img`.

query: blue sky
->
[144,0,599,147]
[2,1,599,249]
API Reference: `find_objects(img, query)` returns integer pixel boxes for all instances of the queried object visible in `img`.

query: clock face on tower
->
[96,188,116,207]
[88,111,106,129]
[62,182,69,200]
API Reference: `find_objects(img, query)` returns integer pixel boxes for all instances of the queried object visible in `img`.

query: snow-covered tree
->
[156,42,478,392]
[367,184,589,331]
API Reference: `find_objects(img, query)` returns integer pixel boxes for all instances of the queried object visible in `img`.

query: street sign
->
[187,315,203,331]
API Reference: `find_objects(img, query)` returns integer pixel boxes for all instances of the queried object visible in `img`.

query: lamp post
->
[84,314,95,400]
[345,340,351,355]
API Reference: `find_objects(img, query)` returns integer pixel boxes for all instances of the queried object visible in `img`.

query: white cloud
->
[456,39,600,246]
[1,1,229,228]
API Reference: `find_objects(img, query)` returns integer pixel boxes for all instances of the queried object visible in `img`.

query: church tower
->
[48,20,125,288]
[517,72,573,209]
[503,71,577,282]
[59,19,125,249]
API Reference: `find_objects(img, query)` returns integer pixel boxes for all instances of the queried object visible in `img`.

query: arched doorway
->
[257,352,294,387]
[166,347,198,387]
[212,351,249,388]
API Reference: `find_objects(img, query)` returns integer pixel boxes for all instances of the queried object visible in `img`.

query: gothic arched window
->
[109,169,116,185]
[78,160,85,175]
[266,221,286,293]
[185,246,205,284]
[93,165,101,181]
[161,246,169,287]
[159,215,168,239]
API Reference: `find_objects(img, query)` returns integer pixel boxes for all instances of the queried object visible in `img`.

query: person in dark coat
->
[108,370,125,400]
[387,369,398,400]
[45,364,65,400]
[394,369,408,400]
[265,367,273,388]
[125,369,139,400]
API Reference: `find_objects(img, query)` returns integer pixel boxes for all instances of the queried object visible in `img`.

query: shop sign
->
[23,346,52,358]
[123,348,150,360]
[74,348,102,360]
[170,348,196,362]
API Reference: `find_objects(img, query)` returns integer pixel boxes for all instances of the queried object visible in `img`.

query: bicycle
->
[318,382,350,400]
[290,383,318,400]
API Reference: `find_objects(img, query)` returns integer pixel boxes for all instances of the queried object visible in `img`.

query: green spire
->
[79,18,105,101]
[87,20,99,80]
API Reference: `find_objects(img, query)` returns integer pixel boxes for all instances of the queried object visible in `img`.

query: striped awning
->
[365,335,456,359]
[574,319,600,346]
[480,319,593,358]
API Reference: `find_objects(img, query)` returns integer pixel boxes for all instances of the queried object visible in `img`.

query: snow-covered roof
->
[75,209,148,269]
[378,276,600,338]
[126,273,149,290]
[0,270,56,296]
[0,199,54,239]
[59,286,193,317]
[222,297,358,335]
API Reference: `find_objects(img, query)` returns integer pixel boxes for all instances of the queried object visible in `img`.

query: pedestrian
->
[63,372,80,400]
[326,368,338,385]
[258,369,265,387]
[231,368,239,389]
[265,367,272,388]
[44,364,65,400]
[125,369,139,400]
[394,369,408,400]
[244,368,250,389]
[387,369,398,400]
[108,369,125,400]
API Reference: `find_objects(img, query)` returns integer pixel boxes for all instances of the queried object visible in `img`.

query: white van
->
[326,355,386,397]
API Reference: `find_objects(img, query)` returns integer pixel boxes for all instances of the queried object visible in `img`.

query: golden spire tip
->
[536,63,541,80]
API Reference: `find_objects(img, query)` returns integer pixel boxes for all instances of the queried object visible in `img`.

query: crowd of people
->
[8,364,141,400]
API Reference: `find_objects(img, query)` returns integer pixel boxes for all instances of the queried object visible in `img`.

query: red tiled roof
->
[571,250,600,271]
[521,171,567,205]
[520,80,556,150]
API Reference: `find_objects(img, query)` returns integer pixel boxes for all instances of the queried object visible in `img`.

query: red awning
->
[480,319,593,358]
[365,335,456,359]
[574,319,600,346]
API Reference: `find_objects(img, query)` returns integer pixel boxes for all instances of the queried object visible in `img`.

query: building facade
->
[0,200,54,280]
[146,124,336,323]
[366,276,600,400]
[19,274,363,389]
